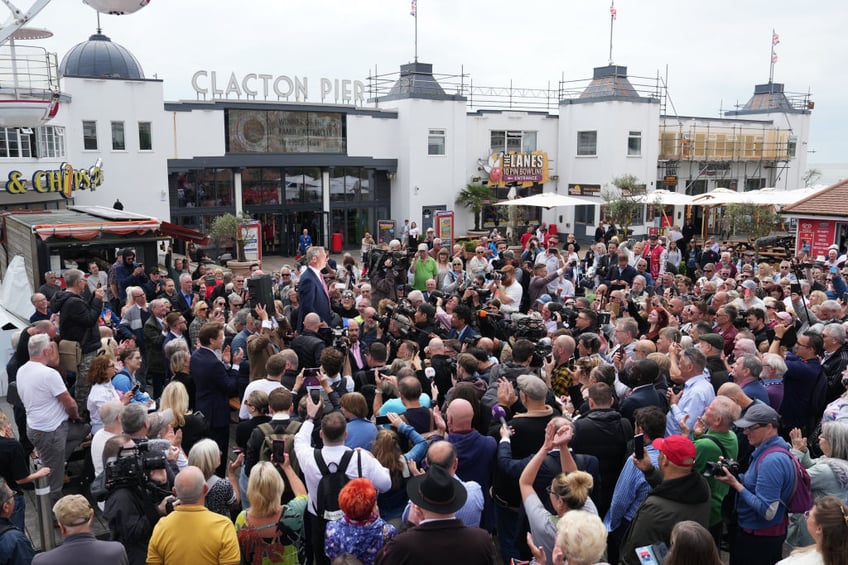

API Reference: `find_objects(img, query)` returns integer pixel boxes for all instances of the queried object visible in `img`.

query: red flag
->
[610,5,617,19]
[410,0,417,17]
[772,53,778,63]
[772,32,779,45]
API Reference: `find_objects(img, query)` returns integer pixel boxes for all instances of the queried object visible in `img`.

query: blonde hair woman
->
[518,418,597,564]
[159,380,207,456]
[235,460,307,565]
[187,438,242,517]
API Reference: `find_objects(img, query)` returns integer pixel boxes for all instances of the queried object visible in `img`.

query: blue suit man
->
[191,322,241,476]
[297,246,333,331]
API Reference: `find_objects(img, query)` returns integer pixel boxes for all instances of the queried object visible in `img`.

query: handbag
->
[58,340,82,373]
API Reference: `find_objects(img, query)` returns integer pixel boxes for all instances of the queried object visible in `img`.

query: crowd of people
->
[3,224,848,565]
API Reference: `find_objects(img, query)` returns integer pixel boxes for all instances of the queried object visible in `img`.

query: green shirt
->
[412,256,439,291]
[694,430,739,526]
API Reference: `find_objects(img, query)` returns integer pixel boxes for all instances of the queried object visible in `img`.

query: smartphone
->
[375,415,391,426]
[308,388,321,404]
[271,439,286,463]
[130,383,140,395]
[790,282,802,294]
[231,447,242,455]
[634,433,645,460]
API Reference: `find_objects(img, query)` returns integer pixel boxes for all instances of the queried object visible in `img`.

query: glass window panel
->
[628,131,642,156]
[138,122,152,151]
[490,130,505,153]
[522,131,537,152]
[577,131,597,156]
[506,132,522,153]
[82,121,97,150]
[111,121,125,151]
[428,129,446,155]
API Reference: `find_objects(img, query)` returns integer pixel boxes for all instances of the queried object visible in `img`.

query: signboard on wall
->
[568,184,601,197]
[435,211,454,250]
[227,109,345,153]
[377,220,396,245]
[485,151,550,187]
[796,218,836,259]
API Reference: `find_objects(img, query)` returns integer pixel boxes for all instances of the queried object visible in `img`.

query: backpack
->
[258,420,302,476]
[314,448,361,521]
[755,445,813,514]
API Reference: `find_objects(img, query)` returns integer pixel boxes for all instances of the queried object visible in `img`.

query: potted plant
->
[209,212,252,274]
[455,183,496,234]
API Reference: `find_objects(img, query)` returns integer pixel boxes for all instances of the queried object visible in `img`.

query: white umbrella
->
[494,191,596,209]
[746,186,826,206]
[636,189,694,206]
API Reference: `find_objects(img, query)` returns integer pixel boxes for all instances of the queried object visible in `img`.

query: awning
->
[158,221,210,246]
[32,221,161,240]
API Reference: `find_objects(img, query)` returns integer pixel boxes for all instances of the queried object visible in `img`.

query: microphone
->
[492,405,512,436]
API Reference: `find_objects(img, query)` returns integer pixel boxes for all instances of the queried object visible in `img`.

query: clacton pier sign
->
[191,70,366,105]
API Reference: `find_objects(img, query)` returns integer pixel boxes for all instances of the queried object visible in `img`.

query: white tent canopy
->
[635,189,694,206]
[495,191,596,209]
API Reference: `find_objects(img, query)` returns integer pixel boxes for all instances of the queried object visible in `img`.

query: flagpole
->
[769,28,776,84]
[608,1,615,65]
[414,7,418,62]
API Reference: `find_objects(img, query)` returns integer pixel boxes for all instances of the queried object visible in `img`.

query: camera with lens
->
[734,309,749,330]
[331,327,348,349]
[597,311,612,326]
[531,337,553,367]
[484,271,504,282]
[703,458,740,478]
[427,289,445,306]
[104,439,169,490]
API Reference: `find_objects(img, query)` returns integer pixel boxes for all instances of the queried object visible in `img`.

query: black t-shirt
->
[402,406,432,435]
[0,437,30,494]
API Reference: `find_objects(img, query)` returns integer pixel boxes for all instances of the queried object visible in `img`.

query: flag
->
[772,32,779,45]
[772,53,778,63]
[410,0,417,17]
[610,3,617,20]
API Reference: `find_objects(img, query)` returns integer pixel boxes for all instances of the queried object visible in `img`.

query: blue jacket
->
[782,352,823,431]
[0,517,34,565]
[112,368,151,404]
[737,435,795,531]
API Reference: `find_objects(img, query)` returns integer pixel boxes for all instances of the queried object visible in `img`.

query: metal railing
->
[0,44,59,97]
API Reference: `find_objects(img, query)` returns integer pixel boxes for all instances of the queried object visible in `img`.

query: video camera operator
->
[486,265,522,318]
[101,433,174,565]
[461,273,491,309]
[368,240,407,304]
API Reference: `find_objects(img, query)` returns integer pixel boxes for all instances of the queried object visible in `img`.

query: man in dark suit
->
[606,253,638,288]
[345,319,368,373]
[191,321,242,476]
[376,464,495,565]
[297,246,332,331]
[142,299,169,399]
[173,273,197,325]
[619,359,665,426]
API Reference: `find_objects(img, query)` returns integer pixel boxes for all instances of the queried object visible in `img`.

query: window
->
[0,128,33,158]
[138,121,152,151]
[627,131,642,156]
[82,120,97,150]
[787,136,797,158]
[745,178,766,191]
[36,126,65,158]
[577,131,597,156]
[111,121,125,151]
[428,129,445,156]
[490,130,537,153]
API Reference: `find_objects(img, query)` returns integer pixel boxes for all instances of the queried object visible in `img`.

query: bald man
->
[291,312,326,369]
[147,466,240,565]
[547,335,576,398]
[443,399,496,530]
[402,440,486,528]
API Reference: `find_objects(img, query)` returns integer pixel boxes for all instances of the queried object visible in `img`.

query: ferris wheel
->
[0,0,151,126]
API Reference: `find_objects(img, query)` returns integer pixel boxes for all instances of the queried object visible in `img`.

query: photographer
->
[369,242,403,304]
[412,303,439,357]
[679,396,741,546]
[528,263,564,305]
[424,338,455,407]
[102,434,172,565]
[488,265,522,317]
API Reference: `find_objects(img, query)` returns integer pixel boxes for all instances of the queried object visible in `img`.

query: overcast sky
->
[25,0,848,163]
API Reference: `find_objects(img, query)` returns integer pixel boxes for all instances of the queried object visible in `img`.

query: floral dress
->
[324,515,397,565]
[235,495,307,565]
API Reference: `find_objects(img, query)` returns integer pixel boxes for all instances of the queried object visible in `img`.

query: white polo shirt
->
[16,360,69,432]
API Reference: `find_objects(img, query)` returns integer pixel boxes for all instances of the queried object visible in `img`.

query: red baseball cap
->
[652,435,696,467]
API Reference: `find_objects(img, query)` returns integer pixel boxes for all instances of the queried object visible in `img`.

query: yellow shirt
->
[147,504,240,565]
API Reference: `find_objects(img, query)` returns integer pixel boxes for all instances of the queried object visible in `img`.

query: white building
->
[0,32,813,256]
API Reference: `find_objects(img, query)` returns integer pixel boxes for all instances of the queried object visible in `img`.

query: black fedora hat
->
[406,464,467,514]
